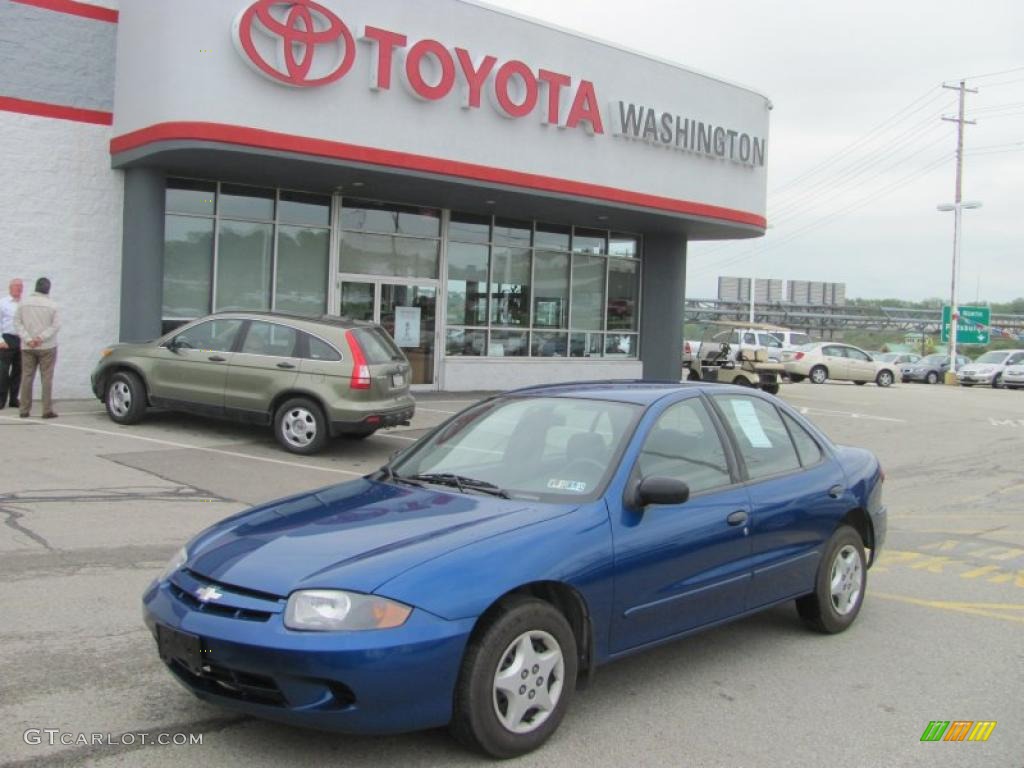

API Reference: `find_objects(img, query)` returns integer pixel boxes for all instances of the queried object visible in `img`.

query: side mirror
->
[632,476,690,508]
[165,338,180,353]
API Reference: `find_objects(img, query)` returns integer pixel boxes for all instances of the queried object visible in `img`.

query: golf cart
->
[682,321,785,395]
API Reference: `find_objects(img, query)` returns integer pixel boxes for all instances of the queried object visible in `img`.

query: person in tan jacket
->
[15,277,60,419]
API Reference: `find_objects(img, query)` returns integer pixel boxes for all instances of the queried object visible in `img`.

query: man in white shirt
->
[0,278,23,409]
[15,277,60,419]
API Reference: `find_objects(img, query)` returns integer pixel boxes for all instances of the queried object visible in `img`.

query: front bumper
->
[958,373,995,385]
[143,573,473,734]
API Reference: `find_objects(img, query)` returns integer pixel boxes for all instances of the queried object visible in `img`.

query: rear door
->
[711,393,848,608]
[223,320,300,420]
[146,318,244,413]
[821,345,850,380]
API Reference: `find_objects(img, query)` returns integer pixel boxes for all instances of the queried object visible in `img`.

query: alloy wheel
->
[830,544,863,616]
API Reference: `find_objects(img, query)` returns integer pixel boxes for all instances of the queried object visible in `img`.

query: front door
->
[337,278,438,388]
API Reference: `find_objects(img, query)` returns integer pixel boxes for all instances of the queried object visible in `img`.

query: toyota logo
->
[233,0,355,87]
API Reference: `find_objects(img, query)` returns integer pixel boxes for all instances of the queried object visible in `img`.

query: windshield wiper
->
[403,473,511,499]
[377,464,427,489]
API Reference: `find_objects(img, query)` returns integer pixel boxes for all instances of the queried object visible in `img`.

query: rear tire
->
[876,370,894,387]
[451,597,577,759]
[733,376,752,387]
[274,397,328,455]
[686,368,701,382]
[926,371,939,385]
[993,374,1004,389]
[810,366,828,384]
[854,381,866,386]
[796,526,866,634]
[762,384,780,395]
[105,371,147,425]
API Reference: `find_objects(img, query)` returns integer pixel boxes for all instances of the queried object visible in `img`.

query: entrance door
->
[338,278,437,388]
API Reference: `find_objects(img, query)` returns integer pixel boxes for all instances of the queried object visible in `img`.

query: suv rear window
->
[353,327,405,364]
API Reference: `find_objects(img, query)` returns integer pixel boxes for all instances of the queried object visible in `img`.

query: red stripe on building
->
[11,0,118,23]
[110,122,767,229]
[0,96,113,125]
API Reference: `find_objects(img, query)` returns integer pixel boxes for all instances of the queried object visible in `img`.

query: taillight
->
[794,352,805,361]
[684,342,692,354]
[345,330,371,390]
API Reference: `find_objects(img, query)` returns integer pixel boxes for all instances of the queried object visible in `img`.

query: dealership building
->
[0,0,768,396]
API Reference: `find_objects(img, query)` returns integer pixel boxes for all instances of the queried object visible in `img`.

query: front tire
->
[810,365,828,384]
[451,597,577,759]
[876,370,894,387]
[796,526,866,634]
[274,397,328,455]
[105,371,147,425]
[926,371,939,385]
[993,374,1004,389]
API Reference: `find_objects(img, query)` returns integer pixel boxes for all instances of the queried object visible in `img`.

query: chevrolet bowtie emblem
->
[196,585,223,602]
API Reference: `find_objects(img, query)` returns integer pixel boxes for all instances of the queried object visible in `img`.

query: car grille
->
[169,583,272,622]
[167,658,286,707]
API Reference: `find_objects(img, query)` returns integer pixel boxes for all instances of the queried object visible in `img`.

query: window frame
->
[707,393,810,485]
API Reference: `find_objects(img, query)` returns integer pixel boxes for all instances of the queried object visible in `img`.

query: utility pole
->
[940,80,977,383]
[749,277,755,324]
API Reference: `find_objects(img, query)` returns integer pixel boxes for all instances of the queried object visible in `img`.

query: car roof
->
[497,380,746,406]
[210,311,374,330]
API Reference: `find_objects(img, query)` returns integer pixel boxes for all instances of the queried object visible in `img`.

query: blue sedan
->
[143,382,886,758]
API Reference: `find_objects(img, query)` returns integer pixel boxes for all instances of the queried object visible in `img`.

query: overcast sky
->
[486,0,1024,302]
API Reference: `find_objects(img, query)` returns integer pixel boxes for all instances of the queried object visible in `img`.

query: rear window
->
[354,327,405,364]
[790,333,812,346]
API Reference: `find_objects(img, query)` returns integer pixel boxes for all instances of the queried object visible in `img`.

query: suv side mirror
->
[631,476,690,508]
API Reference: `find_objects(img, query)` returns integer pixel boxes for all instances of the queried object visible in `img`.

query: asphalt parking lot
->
[1,382,1022,768]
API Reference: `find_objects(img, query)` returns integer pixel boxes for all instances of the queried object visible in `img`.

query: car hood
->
[186,479,576,596]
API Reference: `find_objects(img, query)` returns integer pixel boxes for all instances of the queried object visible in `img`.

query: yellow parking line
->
[873,592,1024,624]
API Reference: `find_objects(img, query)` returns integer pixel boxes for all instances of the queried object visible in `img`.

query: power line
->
[960,65,1024,80]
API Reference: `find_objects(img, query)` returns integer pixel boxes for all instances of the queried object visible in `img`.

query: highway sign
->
[941,305,990,345]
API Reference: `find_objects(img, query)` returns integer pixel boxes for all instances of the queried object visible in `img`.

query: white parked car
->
[957,349,1024,388]
[1004,363,1024,389]
[783,342,899,387]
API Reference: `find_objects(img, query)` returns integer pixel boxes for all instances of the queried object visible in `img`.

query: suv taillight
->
[345,330,371,390]
[684,342,692,354]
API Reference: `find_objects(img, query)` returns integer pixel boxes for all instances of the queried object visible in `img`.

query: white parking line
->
[375,433,420,442]
[794,406,907,423]
[0,415,364,476]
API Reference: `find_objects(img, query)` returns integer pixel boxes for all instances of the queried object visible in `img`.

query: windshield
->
[877,353,898,362]
[921,355,945,365]
[392,396,640,502]
[975,351,1009,364]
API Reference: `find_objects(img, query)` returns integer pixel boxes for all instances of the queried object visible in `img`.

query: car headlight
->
[284,590,412,631]
[160,547,187,582]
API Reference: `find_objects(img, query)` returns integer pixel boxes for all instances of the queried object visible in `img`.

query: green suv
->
[91,312,415,454]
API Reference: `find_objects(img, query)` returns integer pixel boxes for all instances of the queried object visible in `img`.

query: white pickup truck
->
[683,327,791,365]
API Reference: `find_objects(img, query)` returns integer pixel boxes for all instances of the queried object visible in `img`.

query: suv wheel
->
[274,397,328,455]
[105,371,147,425]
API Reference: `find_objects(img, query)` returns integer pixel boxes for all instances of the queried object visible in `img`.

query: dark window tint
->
[172,319,244,353]
[341,200,440,237]
[241,321,298,357]
[303,333,341,362]
[353,327,404,364]
[846,348,870,362]
[278,191,331,227]
[823,346,847,357]
[166,179,216,216]
[449,212,491,244]
[220,184,275,220]
[714,395,801,480]
[636,399,731,494]
[782,411,823,466]
[534,222,570,250]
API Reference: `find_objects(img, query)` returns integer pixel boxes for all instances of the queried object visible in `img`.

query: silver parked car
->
[956,350,1024,388]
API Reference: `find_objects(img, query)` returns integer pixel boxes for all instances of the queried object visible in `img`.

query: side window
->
[760,334,782,348]
[636,399,732,494]
[241,321,298,357]
[791,333,812,346]
[823,346,846,358]
[172,319,243,353]
[303,333,342,362]
[1008,353,1024,365]
[714,395,801,480]
[743,332,756,344]
[846,348,870,362]
[781,411,823,467]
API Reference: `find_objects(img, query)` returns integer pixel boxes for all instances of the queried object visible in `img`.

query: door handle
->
[276,362,296,369]
[726,510,748,526]
[208,355,226,362]
[828,485,845,499]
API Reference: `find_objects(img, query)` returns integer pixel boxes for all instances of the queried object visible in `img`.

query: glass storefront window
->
[447,328,486,356]
[489,330,528,357]
[534,222,570,251]
[166,179,215,216]
[569,332,603,358]
[532,251,570,329]
[449,212,491,244]
[275,225,329,315]
[163,215,213,318]
[447,242,489,326]
[493,218,532,247]
[342,199,440,237]
[279,191,330,227]
[532,332,568,357]
[605,334,637,357]
[609,233,639,258]
[490,247,531,327]
[607,258,639,331]
[340,232,439,279]
[215,220,273,311]
[220,184,275,221]
[573,228,607,254]
[570,254,605,331]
